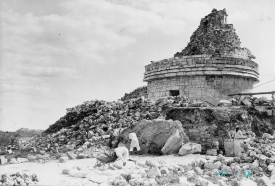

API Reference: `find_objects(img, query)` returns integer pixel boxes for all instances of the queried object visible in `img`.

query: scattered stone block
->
[161,129,187,155]
[145,160,159,168]
[62,169,71,174]
[59,156,68,163]
[178,142,201,156]
[147,167,161,178]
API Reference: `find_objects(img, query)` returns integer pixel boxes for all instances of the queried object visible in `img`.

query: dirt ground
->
[0,154,226,186]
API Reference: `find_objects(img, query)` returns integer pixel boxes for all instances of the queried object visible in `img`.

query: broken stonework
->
[178,142,202,156]
[161,129,186,155]
[120,119,189,154]
[144,8,259,102]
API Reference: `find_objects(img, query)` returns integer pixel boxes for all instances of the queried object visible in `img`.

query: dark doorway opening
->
[169,90,179,96]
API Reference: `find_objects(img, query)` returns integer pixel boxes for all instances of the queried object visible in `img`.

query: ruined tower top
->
[174,9,255,59]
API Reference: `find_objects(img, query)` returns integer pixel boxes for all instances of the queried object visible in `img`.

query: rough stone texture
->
[120,119,189,154]
[121,86,148,101]
[143,9,259,102]
[161,129,186,155]
[59,156,68,163]
[174,9,254,59]
[178,142,202,156]
[144,55,258,102]
[165,107,274,153]
[147,167,161,178]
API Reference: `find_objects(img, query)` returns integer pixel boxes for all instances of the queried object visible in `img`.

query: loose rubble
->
[174,8,255,59]
[0,172,39,186]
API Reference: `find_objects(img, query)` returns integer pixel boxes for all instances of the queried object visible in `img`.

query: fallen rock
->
[161,129,186,155]
[241,99,251,107]
[77,153,88,159]
[67,152,77,159]
[120,119,189,154]
[268,164,275,171]
[62,169,71,174]
[216,154,225,161]
[205,161,221,170]
[145,160,159,168]
[262,133,272,139]
[178,142,201,156]
[194,167,203,175]
[17,158,28,163]
[59,156,68,163]
[160,167,170,175]
[199,159,208,167]
[147,167,161,178]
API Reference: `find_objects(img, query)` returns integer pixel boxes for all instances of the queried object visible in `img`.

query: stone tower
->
[143,9,259,104]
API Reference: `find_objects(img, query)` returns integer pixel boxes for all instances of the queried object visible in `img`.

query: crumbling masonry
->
[144,9,259,104]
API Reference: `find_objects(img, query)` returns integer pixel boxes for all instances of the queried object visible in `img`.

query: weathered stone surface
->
[161,129,188,155]
[121,86,148,101]
[178,142,201,156]
[62,169,70,174]
[59,156,68,163]
[262,133,272,139]
[147,167,161,178]
[241,99,251,107]
[144,8,258,102]
[145,160,159,168]
[160,167,170,175]
[17,158,28,163]
[120,119,189,154]
[205,161,221,170]
[67,152,77,159]
[174,9,254,58]
[77,153,88,159]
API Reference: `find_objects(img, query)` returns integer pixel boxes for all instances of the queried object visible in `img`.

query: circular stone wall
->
[144,54,259,103]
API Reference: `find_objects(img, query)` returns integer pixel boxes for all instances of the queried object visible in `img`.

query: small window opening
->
[169,90,179,97]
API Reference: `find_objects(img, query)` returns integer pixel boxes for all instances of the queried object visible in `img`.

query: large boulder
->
[120,119,189,154]
[178,142,201,156]
[161,129,186,155]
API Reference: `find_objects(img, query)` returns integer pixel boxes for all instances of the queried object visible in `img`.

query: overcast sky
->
[1,0,275,131]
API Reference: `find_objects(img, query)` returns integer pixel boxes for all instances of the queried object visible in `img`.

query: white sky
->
[1,0,275,131]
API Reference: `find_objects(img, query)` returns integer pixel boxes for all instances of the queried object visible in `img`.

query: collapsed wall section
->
[165,107,274,153]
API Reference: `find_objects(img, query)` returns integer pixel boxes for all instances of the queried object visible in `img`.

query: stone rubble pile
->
[174,8,255,59]
[59,152,275,186]
[3,93,272,164]
[219,95,273,107]
[18,96,209,155]
[121,86,148,101]
[119,119,190,155]
[0,172,39,186]
[237,137,275,177]
[61,159,188,186]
